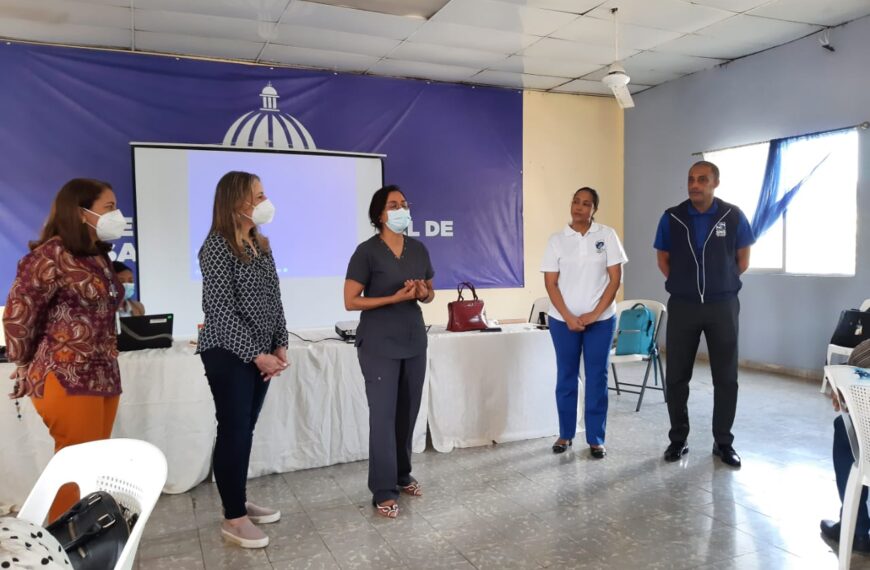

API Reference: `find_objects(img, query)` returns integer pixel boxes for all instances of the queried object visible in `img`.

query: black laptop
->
[118,314,174,352]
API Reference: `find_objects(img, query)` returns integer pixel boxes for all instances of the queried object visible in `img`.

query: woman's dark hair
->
[30,178,113,255]
[368,185,405,231]
[112,261,132,274]
[573,186,600,221]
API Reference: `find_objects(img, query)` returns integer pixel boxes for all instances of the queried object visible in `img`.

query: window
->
[703,128,859,275]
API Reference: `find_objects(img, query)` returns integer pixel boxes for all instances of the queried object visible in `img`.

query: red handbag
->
[447,282,488,332]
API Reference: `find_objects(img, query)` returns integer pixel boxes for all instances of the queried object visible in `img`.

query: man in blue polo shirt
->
[654,160,755,467]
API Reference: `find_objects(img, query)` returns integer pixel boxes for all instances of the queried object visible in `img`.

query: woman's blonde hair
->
[208,171,270,261]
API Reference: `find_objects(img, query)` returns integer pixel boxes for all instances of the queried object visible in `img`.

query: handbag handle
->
[456,281,479,301]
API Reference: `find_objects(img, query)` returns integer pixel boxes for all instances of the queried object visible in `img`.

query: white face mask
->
[385,208,411,234]
[244,199,276,225]
[83,208,126,241]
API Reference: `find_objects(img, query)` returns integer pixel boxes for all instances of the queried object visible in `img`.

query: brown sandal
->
[373,500,399,518]
[401,481,422,497]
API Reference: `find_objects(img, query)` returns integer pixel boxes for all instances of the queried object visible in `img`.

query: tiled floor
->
[136,363,869,569]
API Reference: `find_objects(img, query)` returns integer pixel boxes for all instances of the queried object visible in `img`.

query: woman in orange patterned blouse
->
[3,178,126,521]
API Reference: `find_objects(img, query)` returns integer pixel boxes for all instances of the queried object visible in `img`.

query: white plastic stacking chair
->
[823,299,870,393]
[17,439,168,570]
[826,365,870,570]
[609,299,667,412]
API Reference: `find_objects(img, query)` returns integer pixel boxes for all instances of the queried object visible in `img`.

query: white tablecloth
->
[426,325,562,451]
[0,324,565,509]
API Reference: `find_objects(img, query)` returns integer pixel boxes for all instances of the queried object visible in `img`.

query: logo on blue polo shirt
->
[595,240,605,253]
[715,222,727,237]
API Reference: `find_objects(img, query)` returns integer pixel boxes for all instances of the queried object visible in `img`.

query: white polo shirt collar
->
[562,222,602,237]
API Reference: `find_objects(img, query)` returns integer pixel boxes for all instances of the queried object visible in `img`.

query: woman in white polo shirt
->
[541,187,627,459]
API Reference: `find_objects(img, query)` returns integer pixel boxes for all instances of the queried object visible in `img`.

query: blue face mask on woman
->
[385,208,411,234]
[123,282,136,300]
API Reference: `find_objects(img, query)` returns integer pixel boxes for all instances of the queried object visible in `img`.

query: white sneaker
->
[220,518,269,549]
[245,501,281,524]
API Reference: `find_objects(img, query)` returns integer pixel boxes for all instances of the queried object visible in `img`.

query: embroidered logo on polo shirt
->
[595,240,605,253]
[715,222,727,237]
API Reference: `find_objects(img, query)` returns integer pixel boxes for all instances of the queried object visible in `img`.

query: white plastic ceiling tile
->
[522,37,637,64]
[134,30,265,60]
[687,0,773,11]
[0,19,131,47]
[134,0,289,21]
[389,41,509,68]
[620,50,725,74]
[748,0,870,26]
[697,14,821,48]
[551,14,684,50]
[260,43,381,71]
[490,0,607,14]
[0,0,131,28]
[304,0,449,19]
[552,77,650,95]
[134,10,273,43]
[587,0,734,33]
[280,0,423,40]
[408,21,539,53]
[367,58,481,82]
[488,54,601,77]
[271,23,400,57]
[431,0,579,36]
[472,69,569,89]
[653,33,768,59]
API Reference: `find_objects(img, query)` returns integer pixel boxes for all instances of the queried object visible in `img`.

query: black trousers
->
[201,347,270,519]
[666,296,739,446]
[357,349,426,504]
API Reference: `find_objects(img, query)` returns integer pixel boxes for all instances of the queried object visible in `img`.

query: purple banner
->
[0,42,523,300]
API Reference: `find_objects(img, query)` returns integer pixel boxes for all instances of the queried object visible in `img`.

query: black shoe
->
[552,439,572,454]
[590,446,606,459]
[712,444,741,468]
[821,519,841,542]
[820,520,870,553]
[664,441,689,462]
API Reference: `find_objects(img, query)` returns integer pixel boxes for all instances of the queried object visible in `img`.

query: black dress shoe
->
[552,439,572,454]
[713,444,742,468]
[664,441,689,462]
[820,520,870,553]
[590,446,606,459]
[821,519,841,541]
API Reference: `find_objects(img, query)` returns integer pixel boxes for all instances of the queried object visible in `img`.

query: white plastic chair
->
[826,365,870,569]
[609,299,667,412]
[822,299,870,393]
[529,296,550,326]
[17,439,168,570]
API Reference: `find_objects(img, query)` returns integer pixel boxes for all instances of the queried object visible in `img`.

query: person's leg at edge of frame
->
[31,372,118,522]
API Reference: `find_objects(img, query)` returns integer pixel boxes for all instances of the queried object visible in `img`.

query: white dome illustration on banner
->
[222,83,316,149]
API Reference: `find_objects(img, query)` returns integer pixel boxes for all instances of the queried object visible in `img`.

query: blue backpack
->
[615,303,656,356]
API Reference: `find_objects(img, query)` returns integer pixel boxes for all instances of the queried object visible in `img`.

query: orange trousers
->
[31,372,120,522]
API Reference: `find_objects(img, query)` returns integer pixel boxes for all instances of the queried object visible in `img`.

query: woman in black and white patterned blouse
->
[197,171,289,549]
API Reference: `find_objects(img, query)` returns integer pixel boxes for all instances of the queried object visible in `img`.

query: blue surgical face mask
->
[123,282,135,300]
[385,208,411,234]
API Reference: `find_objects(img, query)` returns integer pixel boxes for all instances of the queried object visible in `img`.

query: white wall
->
[623,16,870,375]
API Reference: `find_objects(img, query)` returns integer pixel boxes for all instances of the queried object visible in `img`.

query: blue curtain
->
[751,139,829,237]
[750,130,845,238]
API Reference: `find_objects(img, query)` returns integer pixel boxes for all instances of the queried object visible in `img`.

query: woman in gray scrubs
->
[344,185,435,518]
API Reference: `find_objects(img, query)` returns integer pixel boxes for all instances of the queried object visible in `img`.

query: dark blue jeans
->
[201,347,270,519]
[834,415,870,536]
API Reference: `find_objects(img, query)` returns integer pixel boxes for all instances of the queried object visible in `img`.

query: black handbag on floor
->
[830,309,870,348]
[46,491,130,570]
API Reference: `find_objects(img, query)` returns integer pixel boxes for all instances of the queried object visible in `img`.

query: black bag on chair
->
[46,491,130,570]
[830,309,870,348]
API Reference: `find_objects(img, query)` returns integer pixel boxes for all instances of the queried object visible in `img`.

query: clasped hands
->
[394,279,429,303]
[566,312,599,332]
[254,346,289,382]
